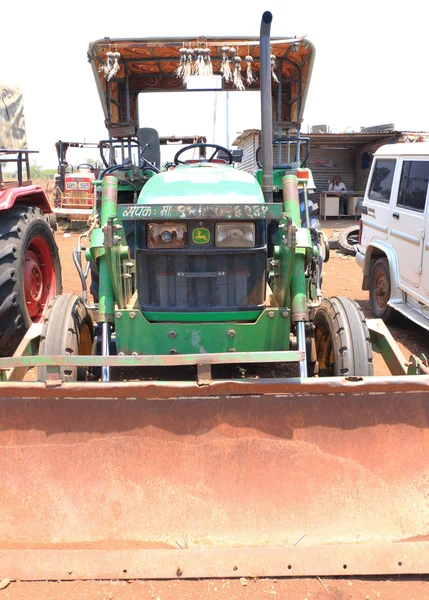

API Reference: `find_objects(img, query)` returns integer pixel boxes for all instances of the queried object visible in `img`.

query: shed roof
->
[233,130,429,148]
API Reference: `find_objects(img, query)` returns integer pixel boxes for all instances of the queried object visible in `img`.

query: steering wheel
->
[77,163,95,172]
[174,143,233,165]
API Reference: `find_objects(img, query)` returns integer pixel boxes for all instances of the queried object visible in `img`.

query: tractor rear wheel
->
[0,206,62,357]
[38,293,94,382]
[313,296,373,377]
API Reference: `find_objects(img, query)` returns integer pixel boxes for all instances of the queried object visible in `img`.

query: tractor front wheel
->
[313,296,373,377]
[38,293,94,382]
[0,206,62,357]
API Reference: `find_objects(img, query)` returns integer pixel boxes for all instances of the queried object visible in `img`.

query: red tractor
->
[0,83,61,356]
[53,142,101,221]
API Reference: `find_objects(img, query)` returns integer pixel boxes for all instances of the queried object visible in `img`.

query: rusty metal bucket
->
[1,376,429,580]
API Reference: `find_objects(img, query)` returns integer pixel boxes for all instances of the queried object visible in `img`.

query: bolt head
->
[281,310,290,318]
[169,331,177,339]
[115,312,122,319]
[267,310,275,318]
[228,329,236,338]
[170,349,178,355]
[228,348,236,353]
[129,311,136,319]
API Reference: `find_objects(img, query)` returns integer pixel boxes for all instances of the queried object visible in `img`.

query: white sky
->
[3,0,429,168]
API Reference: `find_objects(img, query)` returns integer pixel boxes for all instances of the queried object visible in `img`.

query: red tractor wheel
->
[0,206,62,357]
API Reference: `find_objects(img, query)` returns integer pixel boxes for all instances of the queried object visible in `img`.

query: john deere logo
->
[192,228,210,244]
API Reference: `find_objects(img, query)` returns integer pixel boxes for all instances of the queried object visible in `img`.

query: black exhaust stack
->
[260,11,274,203]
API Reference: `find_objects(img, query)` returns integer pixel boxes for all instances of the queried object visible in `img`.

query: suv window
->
[397,160,429,212]
[368,159,396,203]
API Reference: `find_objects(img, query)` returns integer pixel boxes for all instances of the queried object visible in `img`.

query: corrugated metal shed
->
[233,130,429,198]
[233,130,260,173]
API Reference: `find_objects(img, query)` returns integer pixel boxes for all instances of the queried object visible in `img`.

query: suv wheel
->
[369,257,396,323]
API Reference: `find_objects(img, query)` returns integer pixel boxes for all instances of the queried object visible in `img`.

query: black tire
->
[369,257,397,323]
[38,293,94,382]
[338,225,359,255]
[47,212,58,232]
[313,296,373,377]
[0,206,62,357]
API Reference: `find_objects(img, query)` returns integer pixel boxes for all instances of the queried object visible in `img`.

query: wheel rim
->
[24,236,56,322]
[79,323,93,355]
[374,270,389,311]
[347,231,359,246]
[315,325,335,376]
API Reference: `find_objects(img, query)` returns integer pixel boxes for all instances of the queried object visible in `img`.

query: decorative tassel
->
[220,46,232,82]
[196,48,205,76]
[245,55,254,85]
[183,48,193,82]
[99,51,114,78]
[203,47,213,76]
[176,46,187,79]
[270,53,279,83]
[233,55,245,91]
[107,51,121,81]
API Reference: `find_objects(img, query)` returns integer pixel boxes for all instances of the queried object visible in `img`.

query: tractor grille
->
[136,220,266,312]
[61,192,93,208]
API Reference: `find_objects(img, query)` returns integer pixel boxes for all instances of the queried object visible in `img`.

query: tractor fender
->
[360,240,404,303]
[0,185,52,213]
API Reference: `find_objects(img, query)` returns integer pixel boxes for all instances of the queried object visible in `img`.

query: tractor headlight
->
[147,222,187,249]
[215,222,255,248]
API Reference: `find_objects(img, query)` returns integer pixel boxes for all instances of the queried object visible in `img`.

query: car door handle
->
[393,212,400,219]
[367,207,375,217]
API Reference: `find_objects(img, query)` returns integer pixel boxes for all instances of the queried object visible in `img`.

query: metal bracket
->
[197,363,212,386]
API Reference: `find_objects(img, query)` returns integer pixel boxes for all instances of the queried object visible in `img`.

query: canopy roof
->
[87,36,315,135]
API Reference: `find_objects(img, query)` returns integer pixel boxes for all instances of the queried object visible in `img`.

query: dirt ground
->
[3,575,429,600]
[4,219,429,599]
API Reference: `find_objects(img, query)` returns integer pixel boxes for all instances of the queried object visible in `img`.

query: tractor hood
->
[138,164,264,205]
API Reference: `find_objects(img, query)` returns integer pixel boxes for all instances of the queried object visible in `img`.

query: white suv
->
[356,142,429,329]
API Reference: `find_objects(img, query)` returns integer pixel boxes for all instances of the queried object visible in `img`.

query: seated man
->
[328,175,347,214]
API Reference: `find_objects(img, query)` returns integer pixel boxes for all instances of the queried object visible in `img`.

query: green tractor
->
[42,13,373,382]
[3,11,429,585]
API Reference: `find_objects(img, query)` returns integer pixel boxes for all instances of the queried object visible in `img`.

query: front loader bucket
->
[1,376,429,580]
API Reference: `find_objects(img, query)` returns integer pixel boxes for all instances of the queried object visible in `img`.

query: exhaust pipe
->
[260,11,274,203]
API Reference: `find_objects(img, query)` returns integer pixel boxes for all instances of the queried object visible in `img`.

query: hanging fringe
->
[183,48,193,82]
[220,46,232,82]
[270,53,279,83]
[175,46,187,79]
[245,55,254,85]
[99,51,122,81]
[107,51,121,81]
[196,48,205,76]
[99,51,114,78]
[203,47,213,76]
[233,55,245,91]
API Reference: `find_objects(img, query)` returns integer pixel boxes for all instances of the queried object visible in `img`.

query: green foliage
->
[30,161,56,179]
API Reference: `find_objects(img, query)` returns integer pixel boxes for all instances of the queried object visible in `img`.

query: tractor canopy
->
[87,36,315,135]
